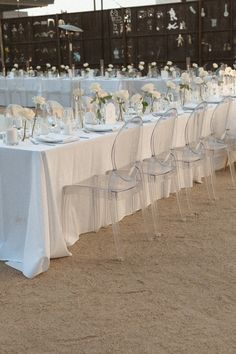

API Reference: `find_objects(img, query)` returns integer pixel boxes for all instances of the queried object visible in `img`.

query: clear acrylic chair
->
[142,108,184,236]
[204,97,235,194]
[62,116,149,260]
[175,101,214,214]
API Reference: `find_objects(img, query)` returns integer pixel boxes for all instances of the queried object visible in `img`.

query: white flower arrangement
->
[83,63,90,73]
[194,77,204,85]
[166,81,176,90]
[198,67,208,78]
[90,83,111,121]
[141,83,155,93]
[225,66,232,76]
[131,93,143,105]
[90,82,102,93]
[113,90,129,103]
[141,83,160,112]
[73,88,84,97]
[32,95,46,106]
[181,72,190,84]
[138,61,145,71]
[113,90,129,121]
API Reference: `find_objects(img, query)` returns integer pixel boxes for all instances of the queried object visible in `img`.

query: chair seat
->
[64,171,140,195]
[142,158,175,176]
[175,147,205,163]
[205,138,227,152]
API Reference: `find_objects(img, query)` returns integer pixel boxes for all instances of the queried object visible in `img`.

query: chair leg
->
[203,154,216,202]
[109,192,123,261]
[148,175,161,238]
[172,172,186,222]
[227,149,236,189]
[207,152,217,200]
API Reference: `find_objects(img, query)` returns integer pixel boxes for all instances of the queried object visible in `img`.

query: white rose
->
[98,90,108,99]
[225,67,232,75]
[11,68,16,72]
[65,65,69,71]
[139,64,144,71]
[36,66,41,70]
[151,61,156,66]
[181,72,190,83]
[141,83,155,93]
[194,77,204,85]
[131,93,143,105]
[107,67,113,72]
[60,65,65,69]
[122,67,126,72]
[83,62,89,67]
[108,64,113,68]
[198,67,208,77]
[127,64,133,70]
[164,66,169,71]
[14,63,18,69]
[90,82,101,93]
[46,63,51,68]
[167,61,173,66]
[166,81,176,90]
[113,90,129,102]
[151,90,161,100]
[32,95,46,105]
[192,63,198,68]
[213,63,218,69]
[139,61,145,66]
[51,66,57,72]
[169,67,175,72]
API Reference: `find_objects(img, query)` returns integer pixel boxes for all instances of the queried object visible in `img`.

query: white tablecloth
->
[0,103,231,278]
[0,76,177,107]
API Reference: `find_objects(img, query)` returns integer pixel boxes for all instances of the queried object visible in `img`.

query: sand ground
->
[0,168,235,354]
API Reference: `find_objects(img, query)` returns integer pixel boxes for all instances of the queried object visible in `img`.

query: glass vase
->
[96,104,105,124]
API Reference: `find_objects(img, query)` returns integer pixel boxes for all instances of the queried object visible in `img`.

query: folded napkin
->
[36,133,79,144]
[84,111,97,125]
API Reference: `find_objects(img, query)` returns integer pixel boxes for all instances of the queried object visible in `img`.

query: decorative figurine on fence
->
[168,8,177,21]
[177,34,184,47]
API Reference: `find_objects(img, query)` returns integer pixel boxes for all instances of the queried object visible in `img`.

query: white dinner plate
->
[183,103,199,110]
[36,133,78,144]
[206,97,222,104]
[84,123,116,132]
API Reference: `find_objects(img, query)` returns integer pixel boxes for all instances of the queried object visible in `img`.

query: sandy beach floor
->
[0,168,236,354]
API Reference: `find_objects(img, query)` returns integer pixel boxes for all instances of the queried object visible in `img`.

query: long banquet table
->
[0,103,231,278]
[0,76,177,107]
